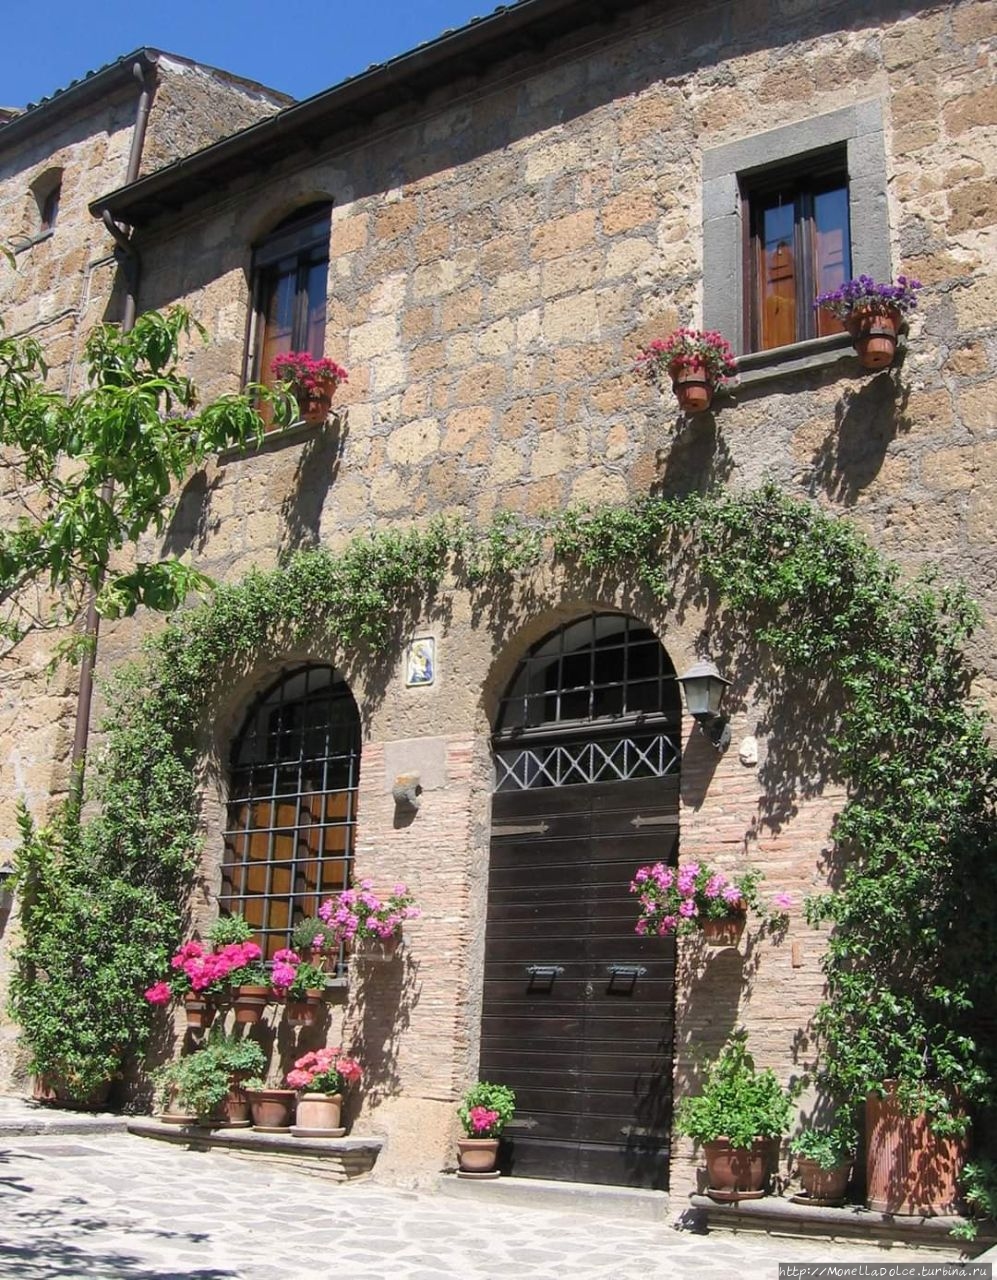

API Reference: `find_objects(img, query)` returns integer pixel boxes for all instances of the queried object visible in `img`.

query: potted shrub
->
[790,1121,855,1205]
[291,917,338,972]
[270,351,348,424]
[635,328,737,414]
[203,1030,267,1127]
[456,1081,516,1176]
[286,1046,363,1137]
[865,1079,969,1215]
[319,880,420,961]
[243,1077,297,1132]
[154,1049,231,1127]
[676,1031,795,1201]
[630,859,762,946]
[813,275,921,370]
[270,949,327,1025]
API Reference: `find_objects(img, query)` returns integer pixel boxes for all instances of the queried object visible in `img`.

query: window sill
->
[218,415,327,464]
[735,333,855,390]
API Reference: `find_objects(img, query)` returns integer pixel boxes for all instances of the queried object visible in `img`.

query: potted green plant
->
[286,1046,363,1137]
[202,1030,267,1127]
[154,1049,231,1127]
[270,949,327,1025]
[634,328,737,414]
[456,1081,516,1176]
[630,859,762,946]
[676,1031,795,1201]
[813,275,921,369]
[319,881,420,961]
[291,917,338,972]
[790,1121,855,1205]
[270,351,348,424]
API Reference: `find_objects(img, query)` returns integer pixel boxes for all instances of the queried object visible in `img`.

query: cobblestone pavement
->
[0,1132,955,1280]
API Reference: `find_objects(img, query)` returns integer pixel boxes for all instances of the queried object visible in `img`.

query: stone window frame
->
[703,102,891,389]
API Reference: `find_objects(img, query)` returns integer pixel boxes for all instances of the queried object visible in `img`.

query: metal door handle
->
[525,965,564,979]
[606,965,646,978]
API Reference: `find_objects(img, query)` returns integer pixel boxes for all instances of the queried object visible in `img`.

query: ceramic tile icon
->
[405,637,435,687]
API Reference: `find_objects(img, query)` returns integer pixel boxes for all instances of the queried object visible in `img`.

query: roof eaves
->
[91,0,643,226]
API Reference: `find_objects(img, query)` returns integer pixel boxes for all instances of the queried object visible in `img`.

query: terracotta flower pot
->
[703,1137,770,1201]
[219,1081,252,1128]
[357,933,401,962]
[295,377,337,424]
[848,309,900,370]
[795,1155,850,1204]
[32,1075,111,1111]
[457,1137,500,1174]
[670,367,714,414]
[292,1092,345,1137]
[183,992,215,1031]
[700,914,746,946]
[286,990,324,1026]
[232,984,270,1024]
[246,1087,296,1132]
[309,946,329,973]
[865,1083,967,1215]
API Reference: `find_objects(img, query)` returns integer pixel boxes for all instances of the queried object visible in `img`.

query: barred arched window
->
[222,665,360,961]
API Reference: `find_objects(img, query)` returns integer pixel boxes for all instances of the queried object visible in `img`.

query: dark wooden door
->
[480,771,677,1188]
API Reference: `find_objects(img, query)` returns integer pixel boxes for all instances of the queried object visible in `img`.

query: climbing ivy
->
[10,485,996,1124]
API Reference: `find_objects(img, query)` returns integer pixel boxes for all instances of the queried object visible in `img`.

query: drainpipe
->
[68,58,155,807]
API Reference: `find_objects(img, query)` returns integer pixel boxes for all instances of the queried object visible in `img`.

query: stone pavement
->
[0,1128,959,1280]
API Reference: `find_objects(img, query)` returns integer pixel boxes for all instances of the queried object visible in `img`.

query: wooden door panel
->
[482,757,677,1189]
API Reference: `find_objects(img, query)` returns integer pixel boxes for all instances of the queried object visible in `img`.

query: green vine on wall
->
[10,485,997,1123]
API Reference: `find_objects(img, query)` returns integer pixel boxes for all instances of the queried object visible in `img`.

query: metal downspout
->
[68,58,154,806]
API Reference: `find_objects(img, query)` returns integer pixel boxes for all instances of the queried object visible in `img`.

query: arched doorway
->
[480,614,680,1188]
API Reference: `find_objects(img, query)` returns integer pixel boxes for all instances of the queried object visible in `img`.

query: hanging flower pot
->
[671,368,714,414]
[286,989,325,1026]
[814,277,921,373]
[183,992,215,1031]
[634,329,737,416]
[847,310,900,370]
[700,913,746,947]
[232,984,270,1024]
[357,933,401,962]
[270,352,348,426]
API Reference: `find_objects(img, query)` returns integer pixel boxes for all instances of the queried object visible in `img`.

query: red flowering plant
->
[458,1082,516,1138]
[143,916,267,1006]
[285,1047,362,1095]
[635,328,738,390]
[269,351,348,399]
[629,859,763,938]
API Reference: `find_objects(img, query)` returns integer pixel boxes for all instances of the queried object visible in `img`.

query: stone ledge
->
[688,1193,995,1254]
[128,1117,382,1179]
[439,1172,670,1221]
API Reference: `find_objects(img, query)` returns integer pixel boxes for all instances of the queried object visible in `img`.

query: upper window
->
[743,159,850,352]
[29,167,62,238]
[250,203,331,387]
[221,665,360,963]
[40,182,61,232]
[703,103,890,375]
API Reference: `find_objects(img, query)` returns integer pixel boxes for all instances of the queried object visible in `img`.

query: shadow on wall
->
[650,413,735,500]
[344,949,421,1118]
[804,365,912,506]
[278,413,349,557]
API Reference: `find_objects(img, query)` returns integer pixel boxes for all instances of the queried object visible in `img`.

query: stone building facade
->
[4,0,997,1200]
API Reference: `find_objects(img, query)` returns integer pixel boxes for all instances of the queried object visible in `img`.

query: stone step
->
[127,1117,382,1180]
[688,1193,997,1254]
[438,1172,670,1221]
[0,1095,128,1137]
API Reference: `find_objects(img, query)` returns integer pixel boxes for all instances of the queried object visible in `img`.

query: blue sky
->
[1,1,504,109]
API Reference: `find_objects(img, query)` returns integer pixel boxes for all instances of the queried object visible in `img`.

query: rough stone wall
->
[4,0,997,1196]
[139,57,292,176]
[0,59,288,1091]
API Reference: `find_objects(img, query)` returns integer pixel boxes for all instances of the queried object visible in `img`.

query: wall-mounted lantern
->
[677,660,732,751]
